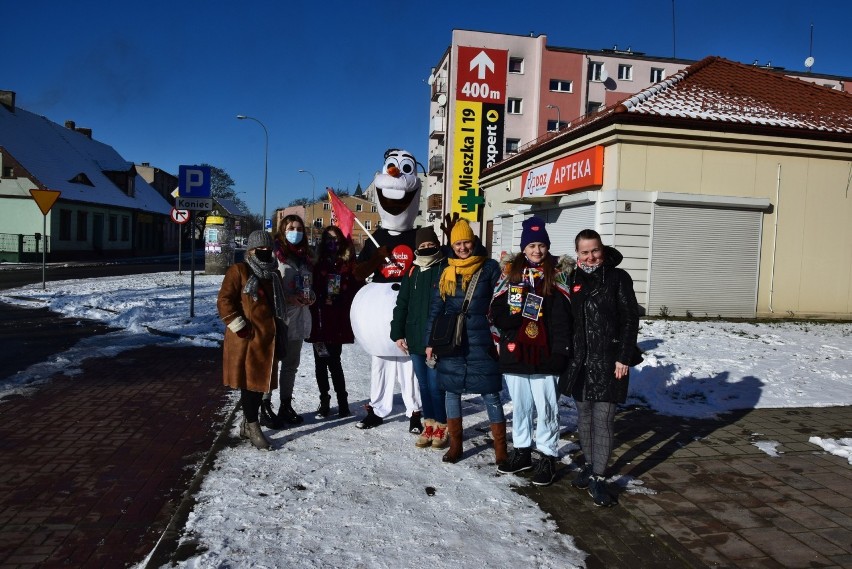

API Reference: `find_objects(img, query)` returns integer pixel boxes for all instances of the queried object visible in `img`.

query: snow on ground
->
[2,272,851,568]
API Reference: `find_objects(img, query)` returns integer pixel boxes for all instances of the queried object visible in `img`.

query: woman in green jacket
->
[390,228,449,449]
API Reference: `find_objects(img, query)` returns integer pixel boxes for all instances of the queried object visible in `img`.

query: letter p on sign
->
[179,165,212,197]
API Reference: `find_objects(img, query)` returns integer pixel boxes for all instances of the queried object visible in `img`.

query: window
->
[323,202,330,210]
[2,166,13,178]
[59,209,72,241]
[586,102,603,114]
[508,57,524,73]
[109,215,118,241]
[618,64,633,80]
[650,67,665,83]
[365,220,372,230]
[506,138,520,154]
[507,98,523,114]
[355,204,362,212]
[121,216,130,241]
[547,120,568,132]
[549,79,572,92]
[314,218,323,228]
[371,205,377,212]
[76,211,88,241]
[589,61,604,82]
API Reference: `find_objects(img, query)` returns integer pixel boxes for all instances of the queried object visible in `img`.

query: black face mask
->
[255,249,273,262]
[416,246,439,257]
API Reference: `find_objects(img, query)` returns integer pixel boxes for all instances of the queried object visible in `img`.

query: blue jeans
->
[445,391,505,423]
[504,373,560,457]
[411,353,447,423]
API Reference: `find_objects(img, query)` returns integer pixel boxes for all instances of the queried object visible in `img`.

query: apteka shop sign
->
[520,146,604,198]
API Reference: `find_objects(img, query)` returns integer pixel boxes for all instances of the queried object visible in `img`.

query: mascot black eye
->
[398,157,415,174]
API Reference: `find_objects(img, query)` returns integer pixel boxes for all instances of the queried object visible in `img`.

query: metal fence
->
[0,233,50,255]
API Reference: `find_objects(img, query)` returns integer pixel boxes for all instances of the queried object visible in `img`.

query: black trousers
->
[241,389,263,423]
[313,342,347,400]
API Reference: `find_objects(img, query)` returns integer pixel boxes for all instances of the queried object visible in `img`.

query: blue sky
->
[5,0,851,220]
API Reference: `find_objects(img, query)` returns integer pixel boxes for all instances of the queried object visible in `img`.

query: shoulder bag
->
[429,269,482,357]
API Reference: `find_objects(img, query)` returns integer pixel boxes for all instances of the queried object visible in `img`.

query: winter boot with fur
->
[415,419,435,448]
[431,422,449,449]
[442,417,464,463]
[240,419,271,451]
[490,421,508,465]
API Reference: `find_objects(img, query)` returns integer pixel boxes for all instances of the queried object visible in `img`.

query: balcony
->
[429,115,445,140]
[427,193,443,213]
[431,80,447,101]
[428,154,444,176]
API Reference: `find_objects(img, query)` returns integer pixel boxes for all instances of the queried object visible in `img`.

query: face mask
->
[285,230,303,245]
[325,240,339,252]
[579,262,600,274]
[416,246,439,257]
[255,249,273,262]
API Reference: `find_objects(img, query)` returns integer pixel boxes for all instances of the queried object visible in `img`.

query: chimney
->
[0,90,15,112]
[75,127,93,139]
[65,120,76,130]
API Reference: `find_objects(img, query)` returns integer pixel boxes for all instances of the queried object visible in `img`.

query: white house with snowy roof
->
[0,90,176,262]
[480,57,852,320]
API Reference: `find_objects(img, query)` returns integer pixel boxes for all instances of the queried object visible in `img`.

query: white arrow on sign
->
[470,51,495,80]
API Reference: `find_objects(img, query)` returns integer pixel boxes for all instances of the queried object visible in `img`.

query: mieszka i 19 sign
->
[452,46,507,221]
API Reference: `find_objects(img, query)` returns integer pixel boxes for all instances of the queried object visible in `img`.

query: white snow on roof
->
[0,105,172,214]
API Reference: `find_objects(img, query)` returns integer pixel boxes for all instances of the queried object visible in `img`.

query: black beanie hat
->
[415,227,439,248]
[520,216,550,249]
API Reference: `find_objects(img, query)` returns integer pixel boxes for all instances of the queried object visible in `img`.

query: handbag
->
[429,269,482,357]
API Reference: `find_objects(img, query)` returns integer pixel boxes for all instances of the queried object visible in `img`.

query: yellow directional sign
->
[29,189,61,215]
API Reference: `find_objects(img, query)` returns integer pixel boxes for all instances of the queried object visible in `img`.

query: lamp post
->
[236,115,269,228]
[298,169,316,244]
[546,104,561,131]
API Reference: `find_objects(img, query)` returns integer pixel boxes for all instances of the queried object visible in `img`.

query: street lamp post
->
[298,169,316,244]
[546,104,561,131]
[236,115,269,228]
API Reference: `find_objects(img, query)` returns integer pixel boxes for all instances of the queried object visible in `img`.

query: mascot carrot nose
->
[386,165,401,177]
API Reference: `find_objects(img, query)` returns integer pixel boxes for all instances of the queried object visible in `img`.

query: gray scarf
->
[244,254,288,322]
[413,250,444,268]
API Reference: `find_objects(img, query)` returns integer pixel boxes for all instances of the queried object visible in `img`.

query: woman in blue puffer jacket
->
[425,219,506,465]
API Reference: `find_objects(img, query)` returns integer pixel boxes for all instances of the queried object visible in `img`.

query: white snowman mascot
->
[350,149,423,432]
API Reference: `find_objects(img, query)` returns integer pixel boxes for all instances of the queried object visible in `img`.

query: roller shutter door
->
[648,204,761,317]
[529,204,595,257]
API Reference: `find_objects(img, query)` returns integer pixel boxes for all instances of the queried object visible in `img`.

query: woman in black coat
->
[560,229,640,507]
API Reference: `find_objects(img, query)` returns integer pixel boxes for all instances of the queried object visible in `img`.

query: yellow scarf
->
[439,255,485,299]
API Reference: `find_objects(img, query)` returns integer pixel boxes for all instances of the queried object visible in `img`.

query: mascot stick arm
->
[354,216,399,269]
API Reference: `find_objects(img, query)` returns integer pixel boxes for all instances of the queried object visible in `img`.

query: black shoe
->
[259,400,285,429]
[531,454,557,487]
[408,411,423,434]
[279,400,304,425]
[497,447,533,474]
[315,395,331,420]
[588,475,615,507]
[356,406,383,429]
[571,464,592,490]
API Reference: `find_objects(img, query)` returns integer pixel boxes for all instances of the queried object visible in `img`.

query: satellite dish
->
[437,93,447,107]
[804,56,815,69]
[600,65,609,82]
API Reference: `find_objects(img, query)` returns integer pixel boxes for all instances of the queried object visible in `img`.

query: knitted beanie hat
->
[520,216,550,249]
[247,230,273,251]
[415,227,440,248]
[450,219,474,244]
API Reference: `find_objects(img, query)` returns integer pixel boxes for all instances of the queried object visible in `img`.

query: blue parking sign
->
[265,218,272,229]
[178,165,212,197]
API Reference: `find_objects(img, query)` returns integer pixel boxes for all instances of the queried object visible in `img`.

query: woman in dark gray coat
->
[425,219,506,465]
[559,229,640,507]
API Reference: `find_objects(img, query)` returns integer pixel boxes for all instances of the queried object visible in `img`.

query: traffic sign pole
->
[190,211,196,318]
[41,214,46,290]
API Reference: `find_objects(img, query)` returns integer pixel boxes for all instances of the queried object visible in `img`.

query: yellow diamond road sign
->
[30,189,61,215]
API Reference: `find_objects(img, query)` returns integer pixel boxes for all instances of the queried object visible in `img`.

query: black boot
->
[279,398,304,425]
[259,399,285,429]
[337,396,351,418]
[315,394,331,420]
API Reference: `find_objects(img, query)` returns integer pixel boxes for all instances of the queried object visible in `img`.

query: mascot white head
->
[372,149,421,232]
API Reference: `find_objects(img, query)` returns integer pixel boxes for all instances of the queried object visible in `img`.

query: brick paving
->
[0,345,229,569]
[1,308,850,568]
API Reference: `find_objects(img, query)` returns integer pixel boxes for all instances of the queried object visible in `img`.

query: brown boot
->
[490,421,508,465]
[442,417,463,463]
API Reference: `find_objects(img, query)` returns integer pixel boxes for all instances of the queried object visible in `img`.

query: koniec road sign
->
[176,197,213,211]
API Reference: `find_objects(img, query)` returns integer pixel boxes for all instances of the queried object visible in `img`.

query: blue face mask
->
[285,230,303,245]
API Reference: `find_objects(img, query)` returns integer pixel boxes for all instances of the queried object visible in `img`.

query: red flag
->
[327,188,355,238]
